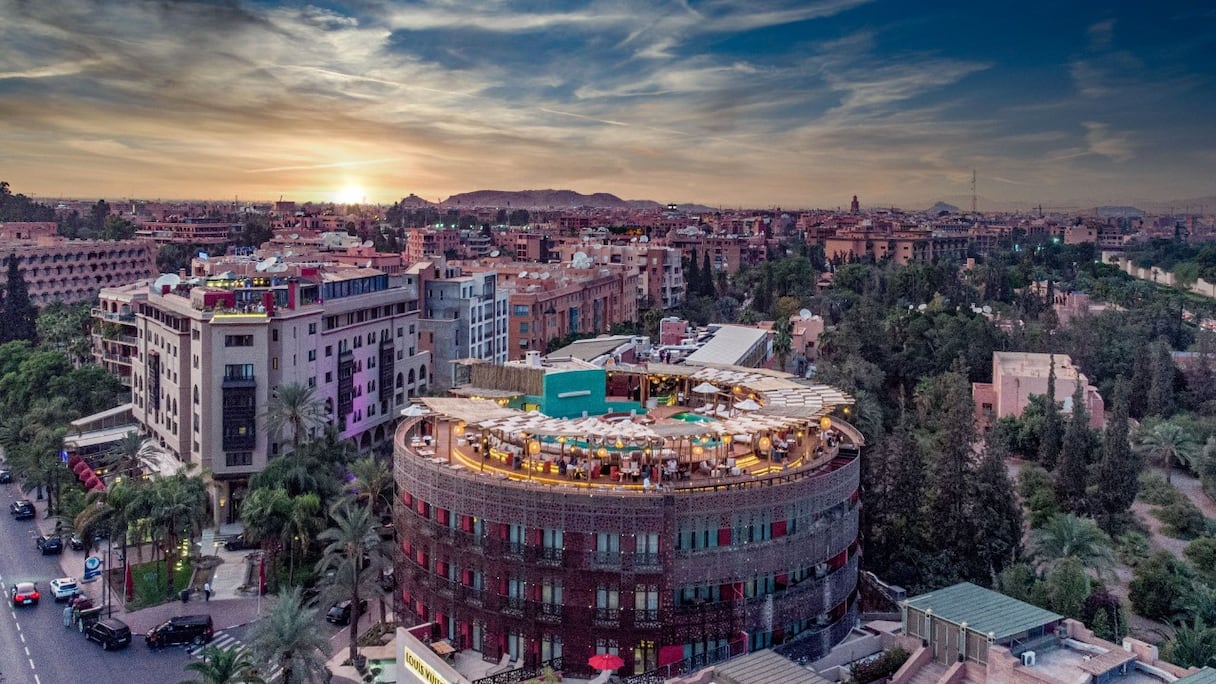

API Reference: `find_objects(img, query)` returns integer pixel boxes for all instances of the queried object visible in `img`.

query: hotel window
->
[225,335,254,347]
[308,322,317,334]
[272,329,279,342]
[634,585,659,621]
[541,635,563,663]
[594,638,620,657]
[541,579,563,611]
[595,586,619,620]
[225,452,252,467]
[308,350,316,361]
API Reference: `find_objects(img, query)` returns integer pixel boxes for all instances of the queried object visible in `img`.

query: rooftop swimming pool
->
[670,411,717,423]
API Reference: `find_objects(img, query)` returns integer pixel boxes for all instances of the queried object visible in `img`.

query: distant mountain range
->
[396,189,715,213]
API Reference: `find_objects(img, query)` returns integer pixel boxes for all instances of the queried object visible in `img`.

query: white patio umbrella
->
[735,398,761,411]
[400,404,430,417]
[691,382,720,394]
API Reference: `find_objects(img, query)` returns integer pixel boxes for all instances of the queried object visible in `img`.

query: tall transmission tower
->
[971,169,977,214]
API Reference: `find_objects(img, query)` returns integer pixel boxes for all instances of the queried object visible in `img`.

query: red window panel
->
[460,515,474,532]
[718,527,732,546]
[402,492,413,507]
[772,520,787,538]
[437,508,450,525]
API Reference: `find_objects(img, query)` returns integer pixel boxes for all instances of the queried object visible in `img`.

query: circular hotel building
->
[393,358,861,679]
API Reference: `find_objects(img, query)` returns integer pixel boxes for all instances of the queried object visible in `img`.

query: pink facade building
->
[972,352,1104,429]
[0,222,157,306]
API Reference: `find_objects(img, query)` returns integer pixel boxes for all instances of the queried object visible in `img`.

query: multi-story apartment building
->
[410,260,509,389]
[472,262,638,360]
[824,228,968,265]
[551,242,685,309]
[0,222,158,306]
[404,228,461,264]
[128,268,430,524]
[662,230,768,273]
[134,217,239,246]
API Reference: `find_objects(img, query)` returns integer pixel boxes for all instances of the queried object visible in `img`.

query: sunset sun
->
[335,183,365,204]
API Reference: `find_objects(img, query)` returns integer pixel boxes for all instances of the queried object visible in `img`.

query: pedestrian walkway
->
[188,629,282,680]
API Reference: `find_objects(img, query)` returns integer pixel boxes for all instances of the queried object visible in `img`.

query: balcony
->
[632,552,662,571]
[539,603,562,624]
[502,596,526,617]
[592,607,619,627]
[591,551,621,569]
[634,608,660,628]
[538,546,564,567]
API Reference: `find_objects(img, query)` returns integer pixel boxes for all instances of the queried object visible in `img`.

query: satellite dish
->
[362,240,374,248]
[365,260,373,268]
[639,235,649,243]
[284,250,294,258]
[573,251,588,262]
[982,305,992,314]
[255,257,276,272]
[540,272,550,280]
[917,304,928,311]
[518,271,529,279]
[490,250,500,257]
[268,263,289,273]
[799,308,812,320]
[290,233,299,240]
[153,273,182,291]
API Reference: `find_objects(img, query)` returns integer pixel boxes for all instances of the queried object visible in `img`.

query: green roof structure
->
[1178,668,1216,683]
[903,582,1063,641]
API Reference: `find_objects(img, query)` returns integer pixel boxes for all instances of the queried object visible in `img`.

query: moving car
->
[36,535,64,555]
[146,614,213,649]
[10,581,39,606]
[0,467,12,483]
[10,500,34,519]
[85,618,132,651]
[326,598,368,626]
[49,577,80,601]
[69,534,86,551]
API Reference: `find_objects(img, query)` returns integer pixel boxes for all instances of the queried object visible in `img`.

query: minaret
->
[850,195,860,214]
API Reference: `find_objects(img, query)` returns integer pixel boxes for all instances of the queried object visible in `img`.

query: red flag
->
[124,562,134,602]
[258,554,266,595]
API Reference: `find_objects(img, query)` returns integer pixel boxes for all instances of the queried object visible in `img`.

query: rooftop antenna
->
[971,169,977,214]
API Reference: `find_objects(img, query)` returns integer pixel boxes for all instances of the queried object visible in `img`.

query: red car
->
[11,581,39,606]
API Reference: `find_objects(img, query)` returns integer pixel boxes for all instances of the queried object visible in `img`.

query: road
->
[0,483,192,684]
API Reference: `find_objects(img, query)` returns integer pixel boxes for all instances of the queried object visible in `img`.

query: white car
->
[49,577,80,602]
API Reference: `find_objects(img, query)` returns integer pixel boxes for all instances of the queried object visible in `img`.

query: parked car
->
[223,533,255,551]
[10,581,39,606]
[378,567,396,592]
[326,598,368,626]
[49,577,80,601]
[37,535,64,555]
[0,467,12,483]
[69,534,86,551]
[146,614,213,649]
[10,500,34,519]
[86,617,132,651]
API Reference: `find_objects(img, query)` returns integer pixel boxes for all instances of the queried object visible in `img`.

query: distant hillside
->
[397,193,435,208]
[929,201,960,214]
[443,189,661,210]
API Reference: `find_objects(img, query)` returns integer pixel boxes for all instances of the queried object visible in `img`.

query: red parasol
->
[124,562,134,601]
[84,475,101,490]
[588,654,625,671]
[73,461,90,477]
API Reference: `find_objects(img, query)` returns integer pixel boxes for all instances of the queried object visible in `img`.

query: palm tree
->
[1135,421,1200,484]
[1166,616,1216,668]
[146,474,209,598]
[180,645,267,684]
[264,383,327,451]
[286,493,322,585]
[103,430,163,480]
[771,318,793,372]
[1030,513,1116,576]
[240,487,294,592]
[348,457,394,518]
[248,586,330,684]
[316,501,387,663]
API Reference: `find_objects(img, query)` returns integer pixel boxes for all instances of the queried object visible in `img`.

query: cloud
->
[1083,122,1134,161]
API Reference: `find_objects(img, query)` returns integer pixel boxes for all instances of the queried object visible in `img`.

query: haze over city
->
[2,0,1214,209]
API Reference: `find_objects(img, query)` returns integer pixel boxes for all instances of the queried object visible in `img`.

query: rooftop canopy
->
[903,582,1063,641]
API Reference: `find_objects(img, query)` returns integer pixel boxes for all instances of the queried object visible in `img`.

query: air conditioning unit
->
[815,563,828,578]
[815,613,831,626]
[1021,651,1036,667]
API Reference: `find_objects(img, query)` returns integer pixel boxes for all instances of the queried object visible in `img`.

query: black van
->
[86,618,132,650]
[145,614,213,648]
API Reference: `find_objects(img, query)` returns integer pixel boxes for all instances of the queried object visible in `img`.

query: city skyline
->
[1,1,1214,209]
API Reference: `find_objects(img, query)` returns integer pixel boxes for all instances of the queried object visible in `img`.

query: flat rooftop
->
[994,351,1086,381]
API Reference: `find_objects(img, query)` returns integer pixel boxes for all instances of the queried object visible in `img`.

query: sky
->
[1,0,1214,210]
